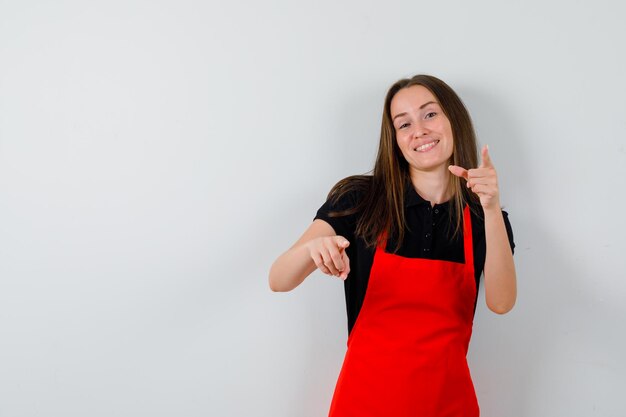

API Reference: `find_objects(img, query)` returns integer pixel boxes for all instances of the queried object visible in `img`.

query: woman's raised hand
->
[448,145,500,211]
[306,236,351,280]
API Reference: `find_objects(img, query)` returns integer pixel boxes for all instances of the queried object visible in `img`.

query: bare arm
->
[482,206,517,313]
[269,219,351,292]
[449,145,517,314]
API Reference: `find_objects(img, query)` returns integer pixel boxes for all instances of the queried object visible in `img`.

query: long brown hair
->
[328,74,480,250]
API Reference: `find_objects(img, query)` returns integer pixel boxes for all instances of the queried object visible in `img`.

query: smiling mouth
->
[413,140,440,152]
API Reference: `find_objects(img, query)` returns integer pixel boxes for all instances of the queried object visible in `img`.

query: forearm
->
[483,206,517,314]
[269,244,318,292]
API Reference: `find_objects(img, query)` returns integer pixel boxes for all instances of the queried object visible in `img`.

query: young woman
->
[269,74,517,417]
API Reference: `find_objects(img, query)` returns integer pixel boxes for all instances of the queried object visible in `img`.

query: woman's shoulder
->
[467,202,513,222]
[467,203,515,251]
[315,175,372,239]
[326,175,372,209]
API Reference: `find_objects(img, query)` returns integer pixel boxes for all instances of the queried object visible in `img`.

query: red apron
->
[328,206,479,417]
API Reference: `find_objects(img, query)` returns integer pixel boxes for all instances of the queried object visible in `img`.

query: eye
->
[398,122,410,129]
[425,112,437,119]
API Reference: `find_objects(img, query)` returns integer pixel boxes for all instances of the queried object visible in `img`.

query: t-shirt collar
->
[404,183,450,211]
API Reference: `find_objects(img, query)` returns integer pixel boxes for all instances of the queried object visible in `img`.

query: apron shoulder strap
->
[462,205,475,270]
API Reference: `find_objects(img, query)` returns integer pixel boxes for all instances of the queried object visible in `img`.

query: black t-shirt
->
[314,182,515,335]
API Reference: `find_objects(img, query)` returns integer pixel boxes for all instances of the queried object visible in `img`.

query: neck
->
[409,166,452,206]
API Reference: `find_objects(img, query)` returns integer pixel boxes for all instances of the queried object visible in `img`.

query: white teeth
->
[414,140,439,152]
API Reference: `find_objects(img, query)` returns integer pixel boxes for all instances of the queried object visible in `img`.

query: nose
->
[414,122,429,138]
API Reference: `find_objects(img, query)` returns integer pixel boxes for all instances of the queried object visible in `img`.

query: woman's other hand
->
[449,145,516,313]
[448,145,500,211]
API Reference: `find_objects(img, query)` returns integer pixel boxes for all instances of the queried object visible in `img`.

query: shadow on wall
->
[464,87,625,416]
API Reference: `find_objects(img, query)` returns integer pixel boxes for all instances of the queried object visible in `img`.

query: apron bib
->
[328,206,479,417]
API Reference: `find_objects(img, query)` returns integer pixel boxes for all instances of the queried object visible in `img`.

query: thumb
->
[448,165,468,179]
[480,145,494,168]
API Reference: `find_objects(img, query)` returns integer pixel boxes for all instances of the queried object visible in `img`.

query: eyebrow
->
[392,101,438,121]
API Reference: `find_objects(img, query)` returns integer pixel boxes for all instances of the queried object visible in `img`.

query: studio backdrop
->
[0,1,624,416]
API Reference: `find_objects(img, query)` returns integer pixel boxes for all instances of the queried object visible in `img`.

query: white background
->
[1,1,625,416]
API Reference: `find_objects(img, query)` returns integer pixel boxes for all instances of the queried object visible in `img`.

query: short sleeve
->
[314,191,361,243]
[502,210,515,254]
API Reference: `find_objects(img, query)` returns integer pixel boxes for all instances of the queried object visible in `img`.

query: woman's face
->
[390,85,454,174]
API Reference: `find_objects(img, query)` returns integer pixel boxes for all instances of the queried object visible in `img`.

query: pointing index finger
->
[480,145,494,168]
